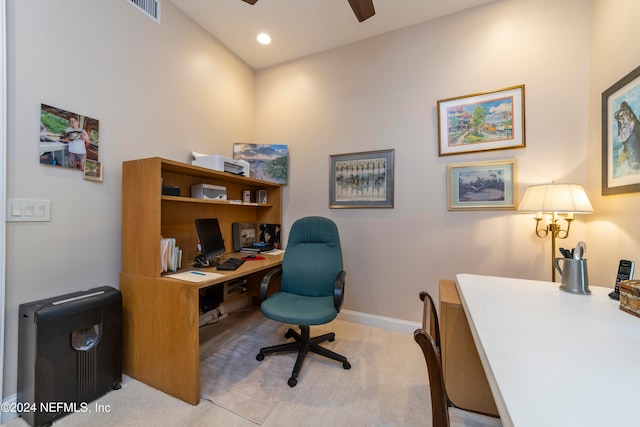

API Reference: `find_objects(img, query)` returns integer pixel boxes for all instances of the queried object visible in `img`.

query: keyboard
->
[215,258,246,271]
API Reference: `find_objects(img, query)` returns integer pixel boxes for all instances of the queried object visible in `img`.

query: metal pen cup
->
[554,257,590,295]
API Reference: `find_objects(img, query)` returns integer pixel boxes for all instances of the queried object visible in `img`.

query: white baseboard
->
[337,309,420,335]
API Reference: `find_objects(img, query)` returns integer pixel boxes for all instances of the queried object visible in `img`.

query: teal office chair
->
[256,216,351,387]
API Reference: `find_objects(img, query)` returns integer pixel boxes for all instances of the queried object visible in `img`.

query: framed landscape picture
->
[438,85,525,156]
[330,149,394,208]
[602,65,640,195]
[233,143,288,184]
[447,159,517,210]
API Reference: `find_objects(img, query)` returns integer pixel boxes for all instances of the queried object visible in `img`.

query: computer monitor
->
[194,218,226,261]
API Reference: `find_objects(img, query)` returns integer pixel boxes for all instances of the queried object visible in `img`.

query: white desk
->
[456,274,640,427]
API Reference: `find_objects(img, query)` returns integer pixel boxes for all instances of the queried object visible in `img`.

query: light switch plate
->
[7,199,51,222]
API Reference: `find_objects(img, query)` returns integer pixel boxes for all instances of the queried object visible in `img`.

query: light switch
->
[11,201,21,217]
[36,203,46,217]
[7,199,51,222]
[23,204,34,217]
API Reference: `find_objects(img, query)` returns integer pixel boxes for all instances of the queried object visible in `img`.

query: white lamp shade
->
[518,183,593,214]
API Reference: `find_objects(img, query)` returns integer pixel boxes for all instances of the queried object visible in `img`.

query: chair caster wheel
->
[343,361,351,369]
[288,377,297,387]
[256,353,265,361]
[328,336,335,342]
[284,330,293,339]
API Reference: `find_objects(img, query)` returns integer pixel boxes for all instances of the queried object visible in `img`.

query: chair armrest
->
[259,267,282,301]
[333,270,347,312]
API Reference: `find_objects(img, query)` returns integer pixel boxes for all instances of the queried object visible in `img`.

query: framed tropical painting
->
[438,85,525,156]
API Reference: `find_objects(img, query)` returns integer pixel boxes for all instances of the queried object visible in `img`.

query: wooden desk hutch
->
[120,157,283,404]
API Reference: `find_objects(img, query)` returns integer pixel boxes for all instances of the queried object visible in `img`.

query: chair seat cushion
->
[448,407,503,427]
[261,292,337,325]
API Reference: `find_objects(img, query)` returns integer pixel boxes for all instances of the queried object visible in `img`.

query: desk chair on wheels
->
[257,216,351,387]
[415,291,502,427]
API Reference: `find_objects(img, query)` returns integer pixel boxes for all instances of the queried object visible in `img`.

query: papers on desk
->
[166,270,225,282]
[263,249,285,255]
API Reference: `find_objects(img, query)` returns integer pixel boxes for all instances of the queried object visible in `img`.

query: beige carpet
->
[199,308,430,426]
[200,317,300,423]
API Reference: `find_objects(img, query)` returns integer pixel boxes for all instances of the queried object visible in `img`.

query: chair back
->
[416,291,502,427]
[281,216,343,297]
[420,291,441,349]
[414,328,451,427]
[416,290,450,426]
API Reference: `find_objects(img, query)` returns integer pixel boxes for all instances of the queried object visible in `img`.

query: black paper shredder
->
[17,286,122,427]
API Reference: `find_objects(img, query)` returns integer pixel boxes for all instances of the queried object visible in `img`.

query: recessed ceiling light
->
[257,33,271,45]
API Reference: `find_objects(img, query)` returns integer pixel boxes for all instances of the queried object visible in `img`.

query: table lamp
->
[518,183,593,281]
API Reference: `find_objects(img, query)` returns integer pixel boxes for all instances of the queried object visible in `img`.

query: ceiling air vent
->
[126,0,161,23]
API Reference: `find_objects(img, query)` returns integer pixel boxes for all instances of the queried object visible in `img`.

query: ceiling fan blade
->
[241,0,259,5]
[347,0,375,22]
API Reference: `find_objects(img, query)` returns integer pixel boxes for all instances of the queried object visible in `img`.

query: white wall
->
[7,0,626,404]
[254,0,592,319]
[4,0,254,398]
[586,0,640,285]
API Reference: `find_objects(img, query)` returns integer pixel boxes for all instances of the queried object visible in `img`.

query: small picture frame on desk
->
[256,189,267,204]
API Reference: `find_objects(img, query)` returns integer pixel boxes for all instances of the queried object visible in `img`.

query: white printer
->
[191,184,227,200]
[190,154,250,177]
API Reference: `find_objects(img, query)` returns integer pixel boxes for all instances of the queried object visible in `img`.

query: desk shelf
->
[161,195,275,208]
[122,157,281,279]
[120,157,283,405]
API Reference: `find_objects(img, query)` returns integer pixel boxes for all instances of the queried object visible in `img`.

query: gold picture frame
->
[438,85,525,156]
[447,159,517,210]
